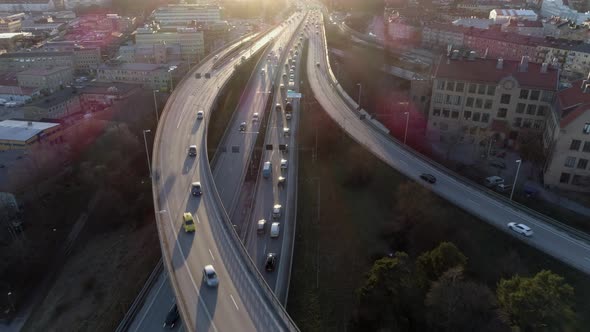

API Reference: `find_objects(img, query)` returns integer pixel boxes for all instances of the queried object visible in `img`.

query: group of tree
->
[351,242,577,331]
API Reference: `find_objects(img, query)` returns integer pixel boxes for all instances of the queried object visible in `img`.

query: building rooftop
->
[0,119,59,142]
[0,51,73,58]
[491,9,537,17]
[80,82,140,95]
[504,19,544,28]
[465,27,544,46]
[98,62,168,71]
[0,85,38,95]
[25,88,78,109]
[433,57,559,90]
[0,32,31,39]
[18,66,70,76]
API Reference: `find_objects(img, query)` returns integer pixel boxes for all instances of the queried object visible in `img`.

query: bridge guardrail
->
[318,15,590,245]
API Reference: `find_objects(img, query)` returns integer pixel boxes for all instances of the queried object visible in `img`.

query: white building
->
[489,9,538,23]
[135,25,204,63]
[541,0,590,25]
[153,4,222,27]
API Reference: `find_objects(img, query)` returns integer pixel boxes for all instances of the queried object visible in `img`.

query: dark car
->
[163,304,180,328]
[489,160,507,169]
[204,73,211,79]
[420,173,436,184]
[195,72,201,79]
[265,253,277,272]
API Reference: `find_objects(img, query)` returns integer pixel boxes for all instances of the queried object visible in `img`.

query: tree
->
[518,132,546,175]
[394,182,436,229]
[354,252,420,331]
[416,242,467,287]
[425,267,509,332]
[497,270,576,330]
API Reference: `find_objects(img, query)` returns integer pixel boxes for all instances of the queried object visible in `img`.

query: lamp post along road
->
[152,89,160,121]
[142,129,152,176]
[510,159,522,201]
[403,111,410,145]
[356,83,362,110]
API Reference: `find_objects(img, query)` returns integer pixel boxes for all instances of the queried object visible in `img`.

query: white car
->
[270,222,280,238]
[280,159,288,169]
[197,111,204,120]
[202,265,219,287]
[272,204,282,219]
[252,113,259,122]
[507,222,533,237]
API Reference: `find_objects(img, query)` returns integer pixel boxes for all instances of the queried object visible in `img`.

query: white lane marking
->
[176,99,190,129]
[230,294,240,311]
[132,272,168,332]
[163,202,218,332]
[208,248,215,261]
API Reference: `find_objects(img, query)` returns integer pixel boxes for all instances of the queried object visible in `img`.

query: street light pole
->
[510,159,522,201]
[142,130,152,176]
[356,83,362,110]
[7,291,14,312]
[403,111,410,145]
[152,89,160,122]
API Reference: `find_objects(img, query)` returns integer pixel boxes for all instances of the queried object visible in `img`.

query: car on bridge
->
[197,110,204,120]
[163,303,180,328]
[257,219,267,234]
[202,265,219,287]
[182,212,196,232]
[240,122,247,131]
[508,222,533,237]
[191,182,202,196]
[280,159,288,169]
[265,253,277,272]
[420,173,436,184]
[272,204,282,219]
[188,145,197,157]
[270,222,280,238]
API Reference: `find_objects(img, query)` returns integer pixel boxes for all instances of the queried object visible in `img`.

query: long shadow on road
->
[172,221,196,272]
[196,282,218,332]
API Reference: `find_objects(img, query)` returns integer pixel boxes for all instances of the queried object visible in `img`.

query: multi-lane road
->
[306,10,590,276]
[151,16,300,331]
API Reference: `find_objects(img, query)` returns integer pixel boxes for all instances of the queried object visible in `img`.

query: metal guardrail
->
[318,14,590,244]
[115,259,163,332]
[150,31,277,332]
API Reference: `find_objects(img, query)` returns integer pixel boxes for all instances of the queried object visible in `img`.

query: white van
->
[263,161,272,178]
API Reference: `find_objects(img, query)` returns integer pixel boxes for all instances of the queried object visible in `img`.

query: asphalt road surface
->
[306,11,590,276]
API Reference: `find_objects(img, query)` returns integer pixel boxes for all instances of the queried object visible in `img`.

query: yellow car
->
[183,212,196,233]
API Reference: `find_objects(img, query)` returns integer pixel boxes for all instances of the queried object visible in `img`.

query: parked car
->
[484,176,504,187]
[163,304,180,328]
[489,160,507,169]
[507,222,533,237]
[195,73,202,79]
[202,265,219,287]
[204,73,211,78]
[420,173,436,184]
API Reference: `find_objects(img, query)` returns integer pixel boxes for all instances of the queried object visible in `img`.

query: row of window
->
[514,117,544,129]
[436,80,496,96]
[516,103,547,116]
[564,156,589,170]
[559,172,589,186]
[569,139,590,152]
[432,108,490,123]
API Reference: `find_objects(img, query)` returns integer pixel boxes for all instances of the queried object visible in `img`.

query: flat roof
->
[0,119,59,142]
[18,66,70,76]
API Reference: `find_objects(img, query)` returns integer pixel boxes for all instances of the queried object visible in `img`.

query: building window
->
[445,94,453,104]
[469,83,477,93]
[478,84,486,95]
[530,90,540,101]
[456,82,464,92]
[484,99,493,109]
[583,141,590,152]
[464,110,472,120]
[432,108,441,116]
[584,123,590,134]
[481,113,490,123]
[526,104,537,115]
[516,103,525,113]
[565,156,576,167]
[541,90,554,102]
[475,98,483,108]
[487,85,496,96]
[514,117,522,127]
[577,158,588,170]
[473,112,481,121]
[446,81,455,91]
[500,94,511,104]
[570,139,582,151]
[519,89,529,99]
[443,109,450,118]
[497,108,508,118]
[466,97,474,107]
[560,172,571,183]
[451,110,459,119]
[537,105,547,116]
[533,120,543,129]
[523,119,533,128]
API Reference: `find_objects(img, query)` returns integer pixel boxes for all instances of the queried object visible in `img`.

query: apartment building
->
[544,80,590,191]
[0,0,56,12]
[0,119,62,151]
[17,66,74,93]
[96,63,177,90]
[0,18,21,33]
[427,55,559,147]
[421,23,466,50]
[135,26,204,63]
[22,88,81,120]
[153,4,222,27]
[0,48,100,73]
[536,39,590,80]
[464,28,541,61]
[64,0,112,10]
